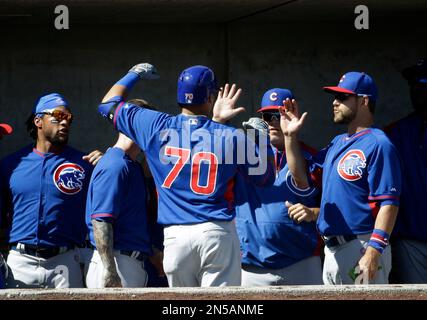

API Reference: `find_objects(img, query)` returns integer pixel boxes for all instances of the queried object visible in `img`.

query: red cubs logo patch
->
[53,163,86,195]
[337,149,366,181]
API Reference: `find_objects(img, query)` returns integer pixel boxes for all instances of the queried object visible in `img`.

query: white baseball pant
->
[6,248,83,288]
[76,247,94,287]
[85,250,148,288]
[162,220,241,287]
[241,255,323,286]
[322,233,391,285]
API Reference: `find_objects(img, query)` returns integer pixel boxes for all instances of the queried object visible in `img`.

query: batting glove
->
[242,117,269,136]
[129,63,160,80]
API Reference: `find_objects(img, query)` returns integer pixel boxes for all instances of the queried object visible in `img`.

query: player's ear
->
[34,116,43,129]
[361,95,370,108]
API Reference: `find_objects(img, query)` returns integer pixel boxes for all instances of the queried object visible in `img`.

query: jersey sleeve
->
[236,132,275,187]
[367,140,402,207]
[114,102,170,151]
[89,163,127,222]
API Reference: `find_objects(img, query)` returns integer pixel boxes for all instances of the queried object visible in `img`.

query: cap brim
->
[0,123,13,135]
[257,106,280,112]
[323,86,356,95]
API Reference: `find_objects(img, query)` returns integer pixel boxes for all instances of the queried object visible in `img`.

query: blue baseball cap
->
[177,65,218,105]
[323,72,378,102]
[402,59,427,84]
[33,93,69,114]
[258,88,295,112]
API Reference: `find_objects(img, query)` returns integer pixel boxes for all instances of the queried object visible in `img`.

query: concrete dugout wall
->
[0,5,426,157]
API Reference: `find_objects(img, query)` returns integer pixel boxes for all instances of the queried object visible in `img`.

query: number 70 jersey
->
[114,102,275,225]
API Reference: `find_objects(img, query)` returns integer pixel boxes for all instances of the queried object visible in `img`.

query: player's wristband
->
[115,72,140,90]
[367,229,390,254]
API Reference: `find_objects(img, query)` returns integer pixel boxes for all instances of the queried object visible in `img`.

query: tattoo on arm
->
[92,219,122,287]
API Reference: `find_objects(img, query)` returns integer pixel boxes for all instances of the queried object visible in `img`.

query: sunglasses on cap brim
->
[37,110,73,123]
[261,112,280,122]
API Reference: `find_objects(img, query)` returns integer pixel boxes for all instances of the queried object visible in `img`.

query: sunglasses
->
[39,110,73,123]
[261,112,280,122]
[334,93,356,101]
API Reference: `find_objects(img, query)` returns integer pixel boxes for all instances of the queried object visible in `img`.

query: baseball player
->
[85,130,152,288]
[385,59,427,283]
[0,93,102,288]
[282,72,402,284]
[96,63,275,287]
[0,121,13,289]
[227,88,323,286]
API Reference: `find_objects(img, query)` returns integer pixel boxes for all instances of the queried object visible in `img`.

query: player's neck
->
[181,105,211,117]
[271,141,285,151]
[347,113,374,135]
[35,139,66,154]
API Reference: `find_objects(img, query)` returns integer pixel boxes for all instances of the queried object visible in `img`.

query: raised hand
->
[279,98,308,136]
[212,83,245,124]
[129,63,160,80]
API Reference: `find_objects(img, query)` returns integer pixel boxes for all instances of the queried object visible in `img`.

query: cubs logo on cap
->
[258,88,295,112]
[337,149,366,181]
[323,72,378,102]
[53,163,86,195]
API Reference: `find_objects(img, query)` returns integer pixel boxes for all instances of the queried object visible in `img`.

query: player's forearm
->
[364,204,398,257]
[373,204,398,235]
[92,219,117,274]
[102,85,128,103]
[102,72,140,103]
[284,133,309,188]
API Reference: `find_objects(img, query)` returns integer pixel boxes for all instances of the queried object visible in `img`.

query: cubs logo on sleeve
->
[337,149,366,181]
[53,163,86,195]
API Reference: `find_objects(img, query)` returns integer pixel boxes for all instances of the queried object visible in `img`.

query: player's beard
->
[46,129,69,147]
[50,134,68,146]
[333,108,356,125]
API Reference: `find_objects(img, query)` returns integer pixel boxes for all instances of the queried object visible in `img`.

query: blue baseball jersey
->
[109,99,275,225]
[0,145,92,247]
[386,113,427,241]
[235,147,321,269]
[86,147,151,253]
[312,128,402,236]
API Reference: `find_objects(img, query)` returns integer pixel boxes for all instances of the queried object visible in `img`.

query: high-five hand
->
[279,98,308,136]
[212,84,245,124]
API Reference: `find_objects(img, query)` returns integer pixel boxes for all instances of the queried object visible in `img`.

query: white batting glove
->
[242,117,269,136]
[129,63,160,80]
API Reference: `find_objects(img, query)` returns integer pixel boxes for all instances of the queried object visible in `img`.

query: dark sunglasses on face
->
[334,93,356,101]
[39,110,73,123]
[261,112,280,122]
